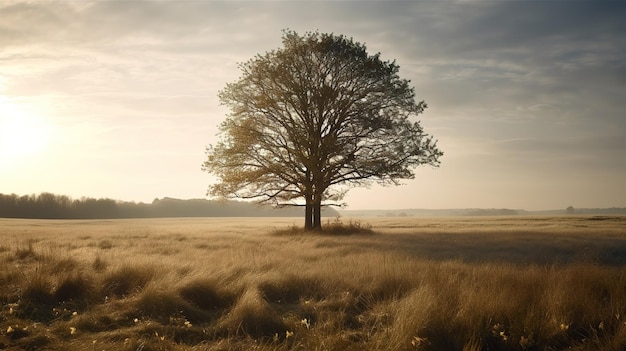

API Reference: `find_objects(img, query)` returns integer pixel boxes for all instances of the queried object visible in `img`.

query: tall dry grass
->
[0,216,625,350]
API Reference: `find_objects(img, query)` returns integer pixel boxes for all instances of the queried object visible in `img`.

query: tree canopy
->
[203,31,442,230]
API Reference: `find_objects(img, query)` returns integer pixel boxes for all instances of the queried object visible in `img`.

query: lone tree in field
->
[203,31,442,231]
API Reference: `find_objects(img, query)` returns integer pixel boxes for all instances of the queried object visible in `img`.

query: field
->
[1,216,626,351]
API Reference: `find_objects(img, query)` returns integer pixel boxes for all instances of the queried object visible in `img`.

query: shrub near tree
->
[204,30,442,231]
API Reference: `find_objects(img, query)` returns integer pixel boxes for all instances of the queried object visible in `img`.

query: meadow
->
[1,215,626,351]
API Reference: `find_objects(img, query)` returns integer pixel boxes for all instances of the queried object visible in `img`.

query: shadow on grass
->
[351,231,626,266]
[268,216,626,265]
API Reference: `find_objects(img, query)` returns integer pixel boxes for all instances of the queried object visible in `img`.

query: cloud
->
[357,1,625,122]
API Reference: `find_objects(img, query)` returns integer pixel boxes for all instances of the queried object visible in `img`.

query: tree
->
[203,31,442,231]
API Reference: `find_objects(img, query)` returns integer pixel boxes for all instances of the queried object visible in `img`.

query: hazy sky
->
[1,0,625,211]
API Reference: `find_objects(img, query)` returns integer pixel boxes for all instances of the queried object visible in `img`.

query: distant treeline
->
[559,207,626,215]
[0,193,339,219]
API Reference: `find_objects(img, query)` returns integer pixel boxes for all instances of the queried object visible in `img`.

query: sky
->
[1,0,625,211]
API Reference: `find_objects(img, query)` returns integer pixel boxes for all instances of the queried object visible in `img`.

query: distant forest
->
[0,193,339,219]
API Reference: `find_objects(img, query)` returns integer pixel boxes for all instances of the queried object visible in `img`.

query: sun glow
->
[0,97,54,164]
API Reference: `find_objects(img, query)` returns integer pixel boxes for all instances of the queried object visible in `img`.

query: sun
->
[0,97,53,163]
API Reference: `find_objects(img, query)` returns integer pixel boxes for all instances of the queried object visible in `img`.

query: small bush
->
[323,218,375,235]
[271,219,375,236]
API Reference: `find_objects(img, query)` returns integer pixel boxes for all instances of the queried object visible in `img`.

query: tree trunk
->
[312,193,322,231]
[304,192,313,230]
[304,171,313,230]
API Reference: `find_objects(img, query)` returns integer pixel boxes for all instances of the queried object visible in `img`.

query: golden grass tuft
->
[217,288,287,339]
[92,254,108,271]
[18,273,56,321]
[133,284,215,325]
[50,257,80,274]
[258,274,326,304]
[101,264,155,298]
[14,239,38,260]
[53,273,96,305]
[178,278,235,311]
